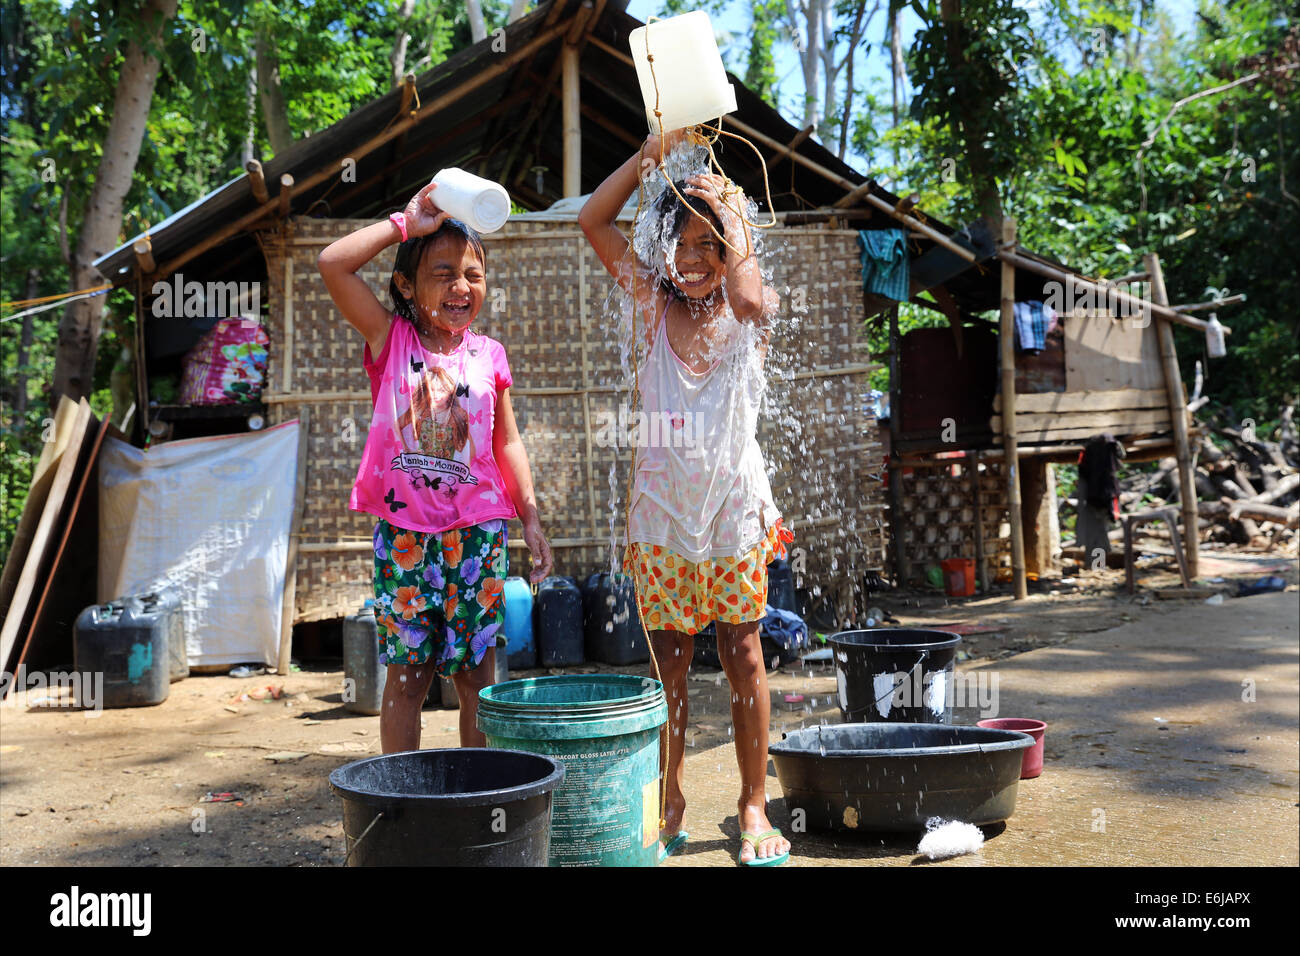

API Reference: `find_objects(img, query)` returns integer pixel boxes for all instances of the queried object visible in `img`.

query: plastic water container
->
[503,577,536,669]
[828,629,962,724]
[128,592,187,682]
[477,675,668,866]
[74,599,171,708]
[1205,313,1227,358]
[766,559,797,613]
[343,601,386,715]
[537,577,584,668]
[629,11,737,134]
[429,168,511,233]
[940,558,976,597]
[583,572,648,666]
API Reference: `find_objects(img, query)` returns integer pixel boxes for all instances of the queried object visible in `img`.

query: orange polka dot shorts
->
[625,519,794,636]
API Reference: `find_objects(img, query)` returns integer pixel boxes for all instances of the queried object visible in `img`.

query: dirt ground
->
[0,545,1294,867]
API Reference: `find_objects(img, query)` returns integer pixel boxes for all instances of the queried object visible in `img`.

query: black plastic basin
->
[329,748,565,866]
[769,723,1034,832]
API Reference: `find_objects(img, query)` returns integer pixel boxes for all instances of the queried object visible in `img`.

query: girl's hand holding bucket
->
[401,183,452,238]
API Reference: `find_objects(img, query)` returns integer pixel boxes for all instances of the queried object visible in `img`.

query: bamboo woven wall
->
[262,217,885,623]
[897,458,1011,586]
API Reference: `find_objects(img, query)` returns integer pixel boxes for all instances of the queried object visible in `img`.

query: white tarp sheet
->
[98,421,300,668]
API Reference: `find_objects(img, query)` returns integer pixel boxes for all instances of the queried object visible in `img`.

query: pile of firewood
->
[1122,405,1299,550]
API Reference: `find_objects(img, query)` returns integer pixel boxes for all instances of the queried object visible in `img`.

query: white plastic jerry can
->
[629,11,737,135]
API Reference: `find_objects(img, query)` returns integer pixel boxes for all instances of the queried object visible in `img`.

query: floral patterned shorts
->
[624,520,793,636]
[372,517,508,676]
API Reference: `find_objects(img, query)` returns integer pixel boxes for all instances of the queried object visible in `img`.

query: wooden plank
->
[0,399,95,678]
[991,407,1170,433]
[1147,253,1200,579]
[15,414,114,671]
[1063,312,1165,392]
[992,387,1169,414]
[1004,423,1172,443]
[1000,217,1027,601]
[276,409,311,675]
[0,396,80,620]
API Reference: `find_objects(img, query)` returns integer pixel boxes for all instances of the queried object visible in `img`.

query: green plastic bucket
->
[477,674,667,867]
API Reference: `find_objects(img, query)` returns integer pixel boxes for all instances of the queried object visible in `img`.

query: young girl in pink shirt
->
[318,182,553,752]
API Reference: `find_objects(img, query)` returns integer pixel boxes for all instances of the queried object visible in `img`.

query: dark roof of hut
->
[94,0,1063,315]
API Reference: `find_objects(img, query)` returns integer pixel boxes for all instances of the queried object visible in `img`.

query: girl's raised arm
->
[579,132,684,321]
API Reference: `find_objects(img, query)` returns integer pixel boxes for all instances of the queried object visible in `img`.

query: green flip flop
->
[658,830,689,863]
[738,829,789,867]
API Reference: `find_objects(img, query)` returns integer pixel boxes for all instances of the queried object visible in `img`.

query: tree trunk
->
[836,0,872,159]
[241,61,256,167]
[256,27,294,153]
[939,0,1003,229]
[889,3,904,165]
[52,0,179,402]
[466,0,488,44]
[786,0,822,130]
[390,0,417,88]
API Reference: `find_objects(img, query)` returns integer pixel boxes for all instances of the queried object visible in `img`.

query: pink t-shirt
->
[350,318,517,534]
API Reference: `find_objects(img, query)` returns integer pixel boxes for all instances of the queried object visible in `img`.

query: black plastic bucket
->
[328,748,565,866]
[828,629,962,724]
[769,723,1034,831]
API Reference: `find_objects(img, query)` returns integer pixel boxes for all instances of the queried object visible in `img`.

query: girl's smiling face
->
[667,216,725,299]
[395,234,486,337]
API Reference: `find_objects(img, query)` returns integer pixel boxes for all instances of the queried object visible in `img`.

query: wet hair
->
[388,218,486,324]
[648,180,727,301]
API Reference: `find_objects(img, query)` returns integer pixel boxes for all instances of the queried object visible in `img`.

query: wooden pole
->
[562,42,581,197]
[277,407,310,676]
[886,305,909,585]
[1000,250,1229,335]
[132,238,155,275]
[246,159,269,204]
[971,451,988,592]
[277,173,294,218]
[1145,252,1200,580]
[1000,217,1028,600]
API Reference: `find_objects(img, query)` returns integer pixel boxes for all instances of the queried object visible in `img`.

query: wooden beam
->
[277,407,310,675]
[132,237,155,275]
[397,72,416,116]
[562,42,581,197]
[579,101,642,148]
[147,20,573,282]
[1000,217,1028,600]
[721,115,859,192]
[863,192,976,262]
[768,125,815,173]
[277,173,293,218]
[1145,252,1200,580]
[886,304,908,585]
[246,160,269,204]
[1172,293,1246,313]
[833,179,875,209]
[1000,250,1230,335]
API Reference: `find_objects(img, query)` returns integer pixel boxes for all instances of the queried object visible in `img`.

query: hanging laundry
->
[857,228,910,302]
[1012,300,1056,354]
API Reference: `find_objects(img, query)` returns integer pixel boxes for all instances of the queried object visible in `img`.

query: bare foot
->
[738,802,790,864]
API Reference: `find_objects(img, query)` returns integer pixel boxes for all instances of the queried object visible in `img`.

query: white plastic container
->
[1205,313,1227,358]
[629,11,737,134]
[428,167,511,234]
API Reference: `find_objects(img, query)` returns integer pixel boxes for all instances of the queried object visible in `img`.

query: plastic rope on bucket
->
[868,648,929,712]
[344,811,385,865]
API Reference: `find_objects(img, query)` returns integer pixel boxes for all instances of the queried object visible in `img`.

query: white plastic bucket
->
[629,11,737,134]
[429,167,511,234]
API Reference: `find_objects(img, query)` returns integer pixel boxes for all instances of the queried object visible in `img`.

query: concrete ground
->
[1,585,1295,867]
[665,589,1299,866]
